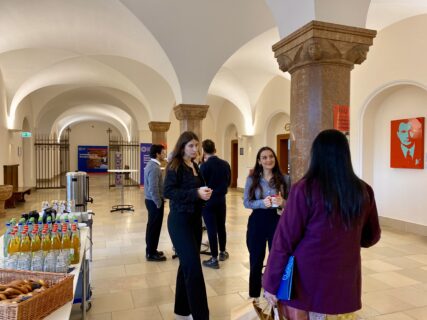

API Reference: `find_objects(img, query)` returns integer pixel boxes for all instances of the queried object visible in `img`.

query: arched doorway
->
[361,83,427,226]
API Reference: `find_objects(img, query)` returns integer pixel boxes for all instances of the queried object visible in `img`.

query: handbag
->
[253,300,284,320]
[276,255,294,300]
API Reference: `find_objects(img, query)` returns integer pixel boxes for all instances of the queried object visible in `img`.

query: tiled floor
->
[4,174,427,319]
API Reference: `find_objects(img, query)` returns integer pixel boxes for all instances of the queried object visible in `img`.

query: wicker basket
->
[0,269,74,320]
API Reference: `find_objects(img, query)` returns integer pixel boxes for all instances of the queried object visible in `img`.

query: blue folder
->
[276,255,294,300]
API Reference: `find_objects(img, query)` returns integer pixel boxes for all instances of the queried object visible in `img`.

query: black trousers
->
[246,209,280,298]
[168,210,209,320]
[145,199,164,256]
[202,198,226,258]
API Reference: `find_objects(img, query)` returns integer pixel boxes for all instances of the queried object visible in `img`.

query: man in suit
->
[200,139,231,269]
[144,144,167,261]
[395,119,423,168]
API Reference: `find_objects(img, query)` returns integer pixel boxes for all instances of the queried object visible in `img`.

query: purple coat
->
[262,179,381,314]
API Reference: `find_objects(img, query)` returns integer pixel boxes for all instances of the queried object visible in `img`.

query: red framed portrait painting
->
[390,117,424,169]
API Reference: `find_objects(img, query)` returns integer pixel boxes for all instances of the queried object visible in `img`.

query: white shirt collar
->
[401,144,415,158]
[151,158,161,165]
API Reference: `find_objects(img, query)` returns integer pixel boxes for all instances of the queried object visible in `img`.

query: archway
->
[361,83,427,225]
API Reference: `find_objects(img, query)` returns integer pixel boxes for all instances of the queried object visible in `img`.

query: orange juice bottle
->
[51,229,61,251]
[70,225,80,264]
[19,231,31,253]
[7,232,19,256]
[41,230,51,252]
[61,226,71,264]
[30,230,41,252]
[30,230,43,271]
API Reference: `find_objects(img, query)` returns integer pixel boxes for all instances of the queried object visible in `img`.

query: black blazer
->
[200,156,231,201]
[163,161,206,214]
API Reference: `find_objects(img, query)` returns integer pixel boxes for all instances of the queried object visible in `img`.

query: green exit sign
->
[21,132,32,138]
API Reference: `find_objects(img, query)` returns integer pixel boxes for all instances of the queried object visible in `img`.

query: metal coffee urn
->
[66,171,93,212]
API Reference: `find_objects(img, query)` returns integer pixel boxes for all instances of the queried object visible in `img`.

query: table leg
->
[120,173,124,208]
[82,250,87,320]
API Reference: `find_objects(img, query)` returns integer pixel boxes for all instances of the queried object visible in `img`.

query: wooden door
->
[231,140,238,188]
[276,134,289,174]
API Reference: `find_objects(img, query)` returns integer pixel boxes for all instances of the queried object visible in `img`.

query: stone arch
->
[265,111,290,148]
[360,81,427,225]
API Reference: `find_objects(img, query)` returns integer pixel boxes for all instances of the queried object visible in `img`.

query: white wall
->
[266,112,290,149]
[68,121,120,172]
[0,68,8,184]
[363,85,427,225]
[347,14,427,227]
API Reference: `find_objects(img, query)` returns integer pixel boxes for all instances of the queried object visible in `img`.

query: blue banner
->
[78,146,108,172]
[140,143,152,185]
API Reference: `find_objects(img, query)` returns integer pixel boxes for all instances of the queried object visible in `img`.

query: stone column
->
[173,104,209,141]
[148,121,171,147]
[273,21,376,182]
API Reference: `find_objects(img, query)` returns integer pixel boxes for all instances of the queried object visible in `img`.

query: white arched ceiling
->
[266,0,371,37]
[120,0,276,104]
[34,87,148,133]
[209,28,289,135]
[0,0,181,104]
[367,0,427,30]
[52,105,131,142]
[209,69,252,135]
[7,56,151,128]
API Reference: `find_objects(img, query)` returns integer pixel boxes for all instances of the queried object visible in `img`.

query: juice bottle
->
[17,231,31,270]
[30,230,41,252]
[19,231,31,253]
[70,225,80,264]
[51,228,62,258]
[7,232,19,256]
[61,226,71,253]
[57,226,71,272]
[41,230,55,272]
[6,232,19,269]
[30,230,43,271]
[41,230,51,252]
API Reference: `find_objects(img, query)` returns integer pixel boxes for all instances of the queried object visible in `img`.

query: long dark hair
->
[304,129,366,228]
[248,147,285,200]
[167,131,199,171]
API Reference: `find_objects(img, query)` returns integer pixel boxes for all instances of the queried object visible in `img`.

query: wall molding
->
[380,216,427,237]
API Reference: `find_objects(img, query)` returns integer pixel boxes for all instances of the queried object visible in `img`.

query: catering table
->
[107,169,138,213]
[0,227,90,320]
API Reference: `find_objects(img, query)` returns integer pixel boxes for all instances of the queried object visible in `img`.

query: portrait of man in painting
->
[391,117,424,169]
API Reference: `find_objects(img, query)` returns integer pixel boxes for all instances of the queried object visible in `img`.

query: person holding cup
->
[164,131,212,320]
[243,146,289,300]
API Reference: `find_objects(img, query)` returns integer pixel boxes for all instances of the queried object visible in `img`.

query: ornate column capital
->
[173,104,209,121]
[148,121,171,133]
[272,20,377,74]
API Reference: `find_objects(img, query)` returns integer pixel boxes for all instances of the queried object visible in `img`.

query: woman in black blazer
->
[164,131,212,320]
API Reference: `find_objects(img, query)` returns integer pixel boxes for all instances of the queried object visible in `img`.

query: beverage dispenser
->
[66,171,93,212]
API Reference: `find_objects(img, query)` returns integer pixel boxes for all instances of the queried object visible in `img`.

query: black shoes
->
[219,251,229,261]
[202,257,219,269]
[146,252,166,262]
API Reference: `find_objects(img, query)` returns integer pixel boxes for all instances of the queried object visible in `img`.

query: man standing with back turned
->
[144,144,167,261]
[200,139,231,269]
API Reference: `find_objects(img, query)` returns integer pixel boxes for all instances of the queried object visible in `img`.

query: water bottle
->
[3,223,11,257]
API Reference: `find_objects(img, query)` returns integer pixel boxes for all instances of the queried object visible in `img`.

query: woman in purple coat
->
[263,129,381,319]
